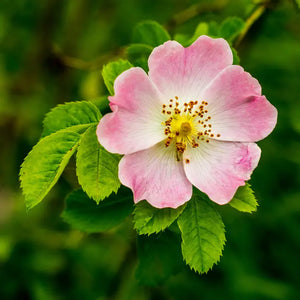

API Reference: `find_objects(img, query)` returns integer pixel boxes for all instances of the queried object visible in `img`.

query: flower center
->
[180,122,192,136]
[161,96,221,162]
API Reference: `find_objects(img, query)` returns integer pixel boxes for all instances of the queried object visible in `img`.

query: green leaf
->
[132,20,171,47]
[174,23,209,47]
[90,96,110,114]
[177,193,226,274]
[126,43,153,71]
[208,21,219,37]
[188,22,209,45]
[102,59,133,95]
[219,17,245,44]
[20,131,81,210]
[231,47,240,65]
[173,33,190,45]
[42,101,101,137]
[229,183,258,213]
[134,201,186,235]
[136,231,184,286]
[62,187,133,233]
[76,125,120,203]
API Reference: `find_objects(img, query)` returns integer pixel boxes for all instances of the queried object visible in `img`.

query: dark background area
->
[0,0,299,299]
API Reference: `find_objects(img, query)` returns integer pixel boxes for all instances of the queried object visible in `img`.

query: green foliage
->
[62,187,133,233]
[219,17,245,44]
[231,47,240,65]
[4,0,300,298]
[132,20,171,47]
[102,60,133,95]
[174,19,241,66]
[229,183,258,213]
[187,22,209,46]
[126,43,153,71]
[20,101,107,210]
[89,96,110,115]
[76,125,120,203]
[136,231,184,286]
[20,131,81,210]
[42,101,101,137]
[177,193,226,274]
[133,201,186,235]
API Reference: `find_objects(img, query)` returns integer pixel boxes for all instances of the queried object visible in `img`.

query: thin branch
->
[52,0,228,71]
[52,44,126,71]
[165,0,228,31]
[234,1,269,47]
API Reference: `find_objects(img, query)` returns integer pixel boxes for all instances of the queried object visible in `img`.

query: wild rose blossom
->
[97,36,277,208]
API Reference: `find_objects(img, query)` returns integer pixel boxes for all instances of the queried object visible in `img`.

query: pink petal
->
[202,65,277,142]
[183,141,261,204]
[119,142,193,208]
[97,67,165,154]
[148,35,233,101]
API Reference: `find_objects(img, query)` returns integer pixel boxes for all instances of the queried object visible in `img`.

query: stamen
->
[161,97,219,160]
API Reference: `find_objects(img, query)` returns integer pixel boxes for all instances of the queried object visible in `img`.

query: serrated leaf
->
[134,201,186,235]
[42,101,101,137]
[102,60,133,95]
[62,187,133,233]
[132,20,171,47]
[126,43,153,71]
[229,183,258,213]
[219,17,245,44]
[177,193,226,274]
[20,131,81,210]
[76,125,120,203]
[136,231,184,286]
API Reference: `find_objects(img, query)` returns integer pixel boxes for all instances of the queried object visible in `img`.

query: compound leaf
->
[42,101,101,137]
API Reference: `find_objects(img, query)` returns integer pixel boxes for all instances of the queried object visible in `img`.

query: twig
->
[234,1,269,47]
[52,44,126,71]
[52,0,228,71]
[165,0,228,31]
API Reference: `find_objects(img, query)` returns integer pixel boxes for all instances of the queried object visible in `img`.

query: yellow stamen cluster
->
[161,96,221,162]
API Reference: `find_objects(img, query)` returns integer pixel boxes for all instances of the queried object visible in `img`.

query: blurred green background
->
[0,0,299,299]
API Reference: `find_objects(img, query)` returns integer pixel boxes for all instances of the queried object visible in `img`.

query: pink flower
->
[97,36,277,209]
